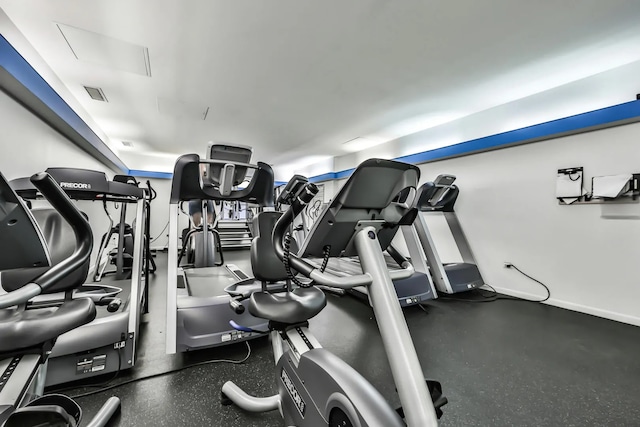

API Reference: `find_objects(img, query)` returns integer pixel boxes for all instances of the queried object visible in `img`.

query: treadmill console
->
[433,174,456,187]
[414,174,459,211]
[429,174,456,207]
[206,143,253,188]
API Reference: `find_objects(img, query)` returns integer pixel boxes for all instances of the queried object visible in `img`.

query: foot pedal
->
[395,379,447,420]
[426,379,447,419]
[220,391,233,406]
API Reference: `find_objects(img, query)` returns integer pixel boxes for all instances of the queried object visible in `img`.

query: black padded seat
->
[1,209,90,293]
[0,298,96,353]
[248,211,326,324]
[249,286,326,324]
[250,212,297,282]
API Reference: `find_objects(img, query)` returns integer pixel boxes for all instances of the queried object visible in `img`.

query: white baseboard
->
[488,285,640,327]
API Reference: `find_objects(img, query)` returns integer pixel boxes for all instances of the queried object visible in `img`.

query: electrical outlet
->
[504,262,513,268]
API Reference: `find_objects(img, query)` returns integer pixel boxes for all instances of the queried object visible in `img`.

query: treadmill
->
[413,174,485,294]
[9,168,148,386]
[166,144,275,354]
[308,187,438,307]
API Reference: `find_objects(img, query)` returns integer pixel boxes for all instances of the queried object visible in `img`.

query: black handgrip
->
[30,172,93,292]
[387,244,409,267]
[297,182,318,204]
[229,297,245,314]
[272,182,317,277]
[107,298,123,313]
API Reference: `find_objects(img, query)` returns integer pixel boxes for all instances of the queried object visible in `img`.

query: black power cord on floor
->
[434,287,501,303]
[434,263,551,304]
[49,341,252,400]
[504,264,551,302]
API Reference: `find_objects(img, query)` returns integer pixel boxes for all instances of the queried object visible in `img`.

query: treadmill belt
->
[315,255,401,276]
[183,267,240,297]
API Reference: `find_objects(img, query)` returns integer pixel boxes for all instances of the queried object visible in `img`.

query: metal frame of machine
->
[0,171,120,426]
[165,146,275,354]
[221,158,446,426]
[413,174,485,294]
[10,168,148,386]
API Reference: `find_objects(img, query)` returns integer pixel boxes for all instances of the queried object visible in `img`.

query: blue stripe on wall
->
[0,35,128,172]
[127,169,173,179]
[309,99,640,183]
[308,172,337,183]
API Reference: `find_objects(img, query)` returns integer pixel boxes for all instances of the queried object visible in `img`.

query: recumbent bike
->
[0,171,120,426]
[221,159,447,427]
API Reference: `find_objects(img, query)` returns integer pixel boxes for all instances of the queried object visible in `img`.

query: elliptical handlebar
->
[0,172,93,309]
[271,182,413,289]
[146,180,157,201]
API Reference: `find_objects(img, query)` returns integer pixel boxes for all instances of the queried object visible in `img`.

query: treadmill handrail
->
[0,173,93,308]
[199,159,259,170]
[170,154,274,206]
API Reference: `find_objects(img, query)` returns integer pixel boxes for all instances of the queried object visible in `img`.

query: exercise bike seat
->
[248,212,327,324]
[0,207,96,354]
[249,286,326,324]
[0,298,96,353]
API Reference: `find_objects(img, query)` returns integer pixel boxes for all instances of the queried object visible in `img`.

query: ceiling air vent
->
[84,86,108,102]
[121,141,134,147]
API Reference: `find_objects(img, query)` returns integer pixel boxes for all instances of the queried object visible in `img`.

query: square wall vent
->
[84,86,108,102]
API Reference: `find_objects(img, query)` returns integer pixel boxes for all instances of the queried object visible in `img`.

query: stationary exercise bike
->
[221,159,447,426]
[0,171,120,426]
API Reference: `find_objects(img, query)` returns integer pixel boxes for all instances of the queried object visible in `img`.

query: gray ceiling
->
[2,0,640,170]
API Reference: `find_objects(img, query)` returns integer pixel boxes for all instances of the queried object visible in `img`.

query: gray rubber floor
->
[51,251,640,426]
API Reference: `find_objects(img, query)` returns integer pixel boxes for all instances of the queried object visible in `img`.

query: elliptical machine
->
[178,199,224,268]
[177,143,253,268]
[221,159,447,426]
[0,171,120,426]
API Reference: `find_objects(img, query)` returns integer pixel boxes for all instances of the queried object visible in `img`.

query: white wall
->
[142,177,193,250]
[0,90,122,266]
[0,92,114,180]
[145,178,170,250]
[384,123,639,326]
[119,151,179,174]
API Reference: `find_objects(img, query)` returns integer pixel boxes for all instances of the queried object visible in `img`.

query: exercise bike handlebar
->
[0,173,93,309]
[272,183,413,290]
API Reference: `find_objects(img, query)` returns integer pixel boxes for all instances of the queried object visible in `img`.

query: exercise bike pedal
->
[229,320,268,334]
[220,391,233,406]
[395,379,447,420]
